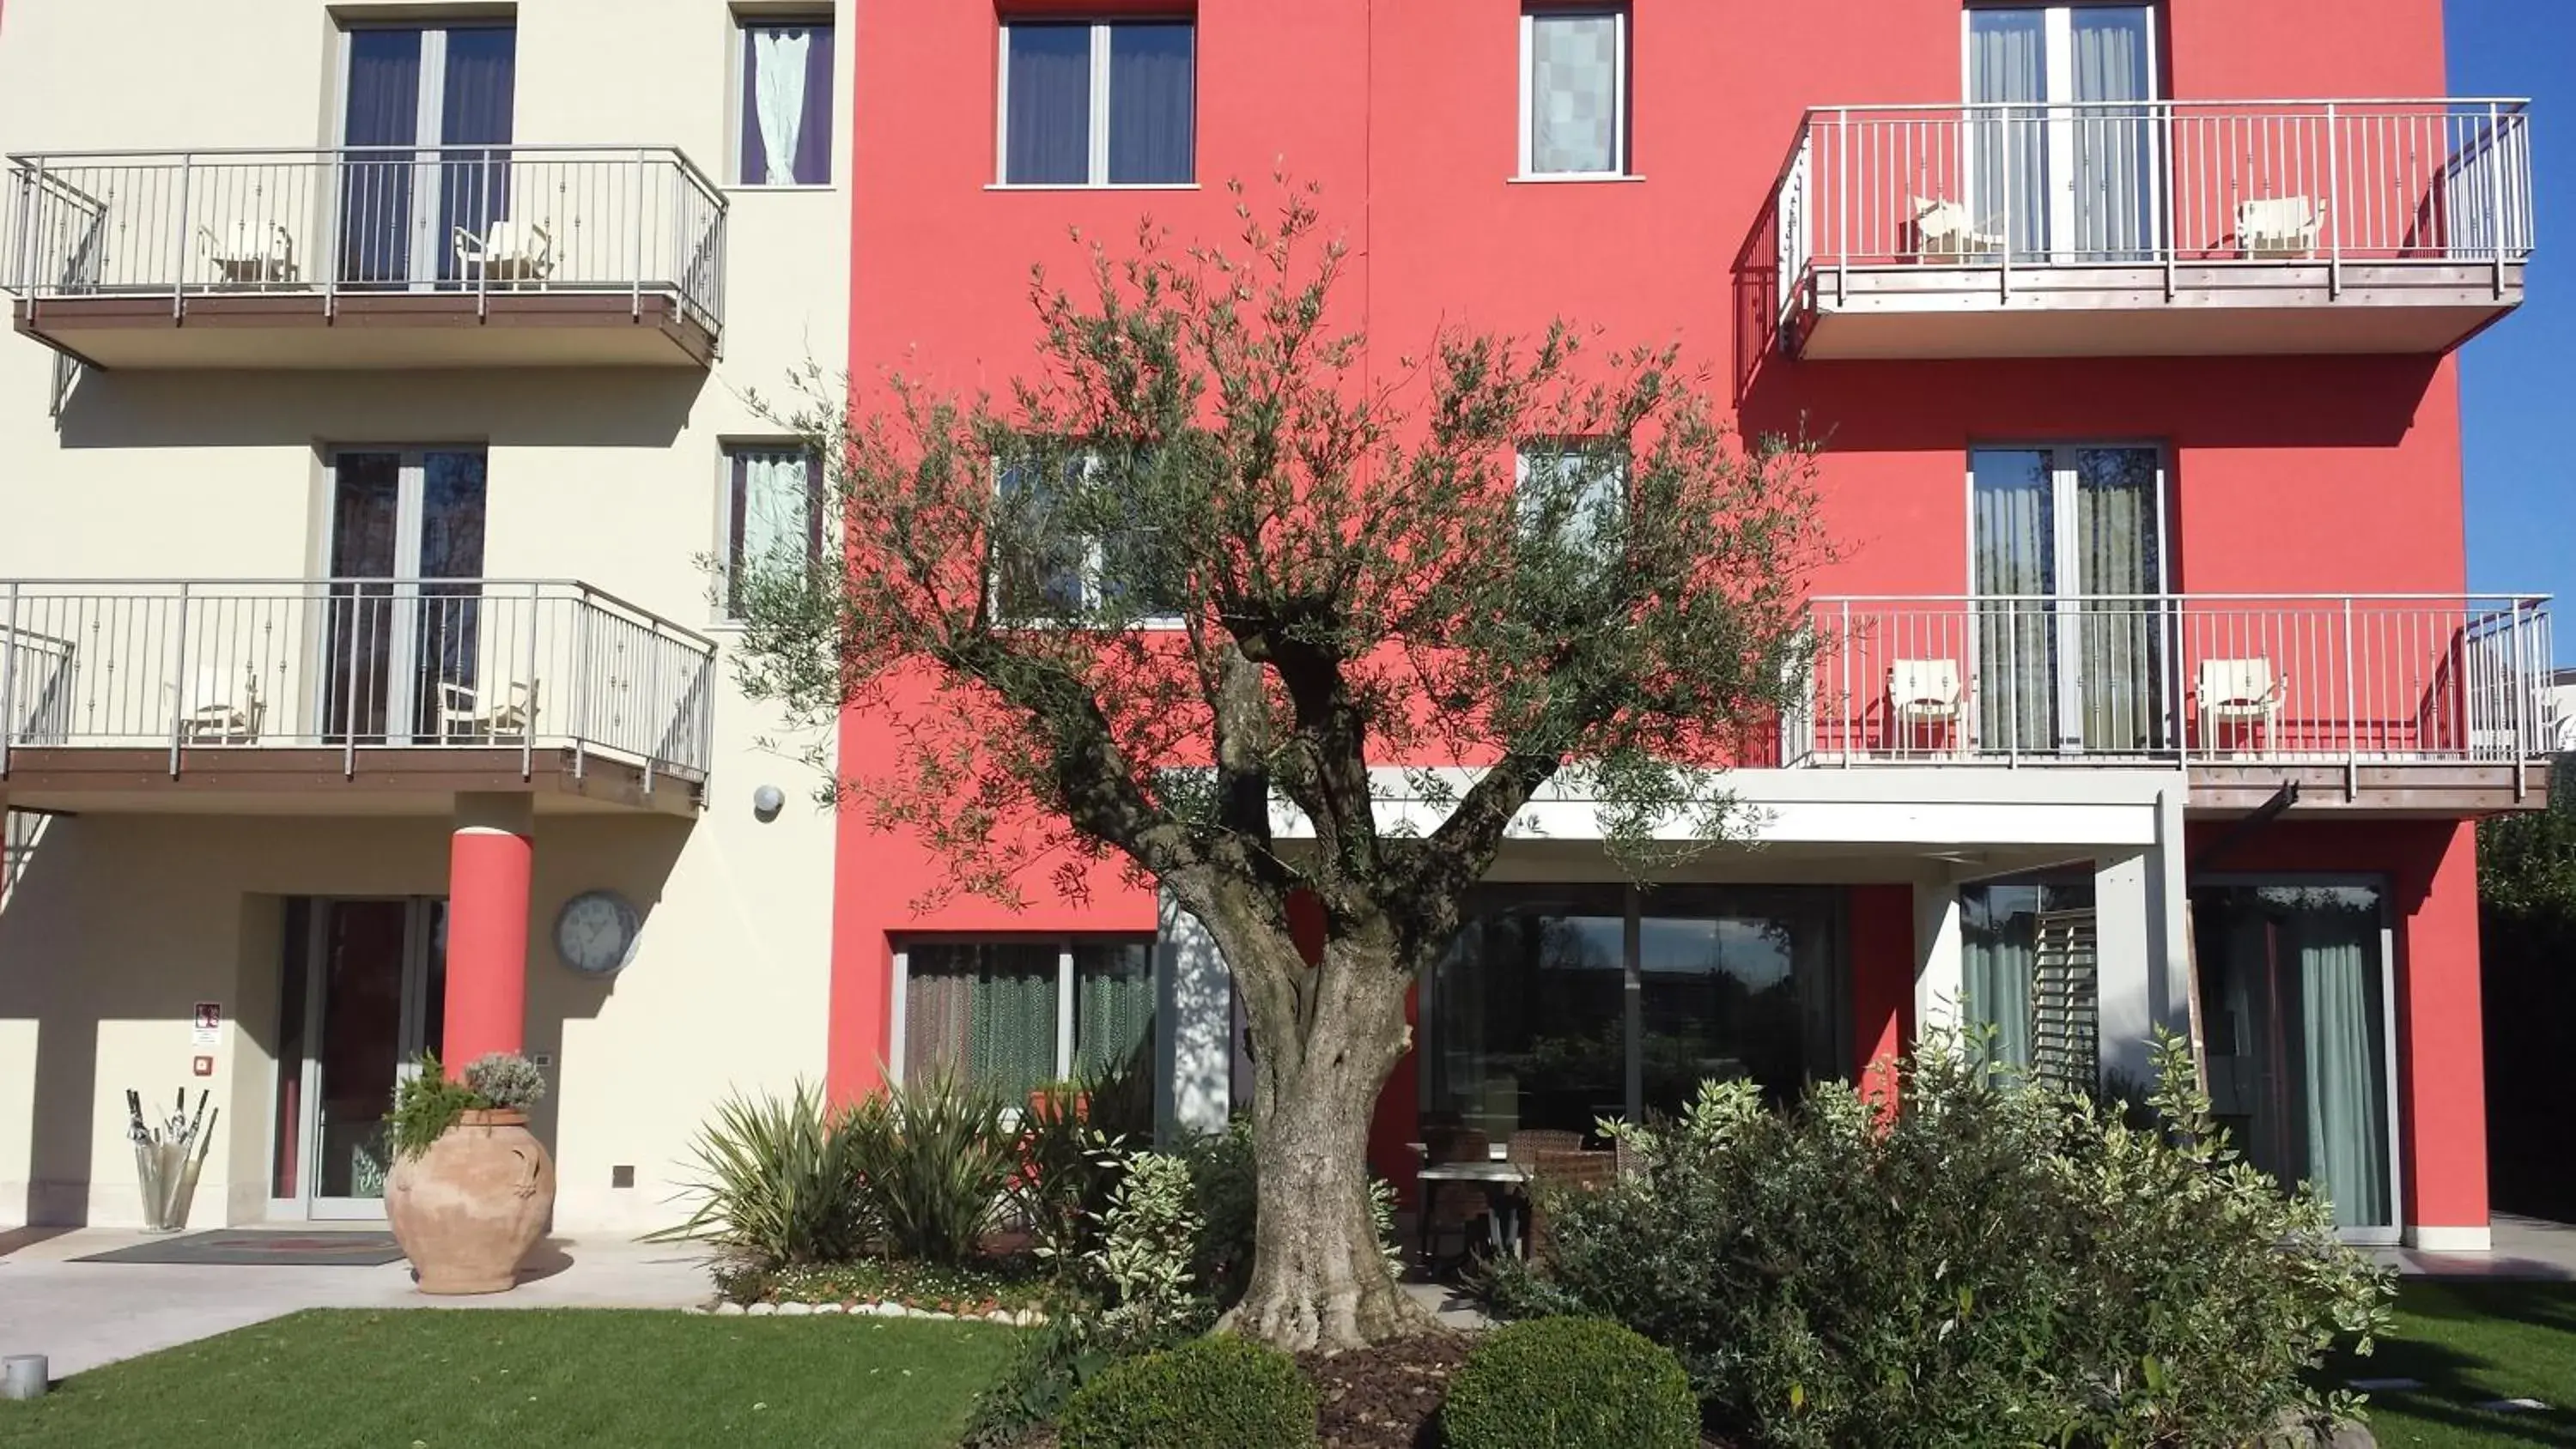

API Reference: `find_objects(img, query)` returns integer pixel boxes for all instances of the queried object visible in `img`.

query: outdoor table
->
[1414,1160,1534,1270]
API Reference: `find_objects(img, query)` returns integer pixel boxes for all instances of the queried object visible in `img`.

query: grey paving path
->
[2380,1215,2576,1282]
[0,1228,715,1380]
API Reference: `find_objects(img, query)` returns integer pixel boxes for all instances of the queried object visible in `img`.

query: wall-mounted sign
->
[191,1003,222,1048]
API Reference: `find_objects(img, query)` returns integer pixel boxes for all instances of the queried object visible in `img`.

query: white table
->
[1414,1161,1534,1267]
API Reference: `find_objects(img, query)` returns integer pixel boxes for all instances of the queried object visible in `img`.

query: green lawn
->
[2335,1281,2576,1447]
[0,1308,1016,1449]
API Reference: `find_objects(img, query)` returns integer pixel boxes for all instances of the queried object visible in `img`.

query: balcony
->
[1771,100,2532,360]
[1795,593,2555,812]
[3,145,726,370]
[0,579,714,815]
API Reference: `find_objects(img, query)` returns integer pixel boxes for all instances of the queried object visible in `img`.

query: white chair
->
[438,677,538,743]
[1887,659,1965,755]
[2195,658,2285,753]
[452,219,555,287]
[1911,196,2004,264]
[175,667,264,745]
[196,222,298,285]
[2237,197,2320,260]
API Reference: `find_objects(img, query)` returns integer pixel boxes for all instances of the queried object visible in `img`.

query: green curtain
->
[1972,451,2056,754]
[1961,884,2038,1074]
[2297,909,2392,1230]
[906,943,1059,1096]
[1073,942,1157,1079]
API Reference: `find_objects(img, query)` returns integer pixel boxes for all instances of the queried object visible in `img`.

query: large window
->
[897,938,1158,1098]
[737,18,835,185]
[1959,875,2097,1088]
[995,452,1185,622]
[1520,7,1631,179]
[999,19,1196,186]
[1429,885,1844,1146]
[725,443,824,619]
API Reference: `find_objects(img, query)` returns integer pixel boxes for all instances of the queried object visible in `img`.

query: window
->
[999,19,1196,186]
[1516,440,1626,561]
[1959,876,2097,1090]
[1520,7,1630,178]
[996,452,1185,622]
[738,18,835,185]
[897,937,1160,1097]
[726,444,824,618]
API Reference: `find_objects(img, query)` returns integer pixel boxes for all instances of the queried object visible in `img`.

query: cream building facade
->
[0,0,848,1233]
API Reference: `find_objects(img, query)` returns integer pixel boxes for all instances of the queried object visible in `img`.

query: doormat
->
[73,1230,405,1267]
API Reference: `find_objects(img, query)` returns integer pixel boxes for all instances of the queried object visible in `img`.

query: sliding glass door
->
[2192,883,2398,1241]
[338,22,517,286]
[270,896,447,1221]
[323,449,489,743]
[1427,886,1844,1146]
[1971,445,2169,754]
[1967,4,2161,261]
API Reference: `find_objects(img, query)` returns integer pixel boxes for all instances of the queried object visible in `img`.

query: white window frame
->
[993,19,1199,191]
[993,452,1187,629]
[1959,3,2164,260]
[888,935,1161,1088]
[1514,439,1630,554]
[1517,6,1632,181]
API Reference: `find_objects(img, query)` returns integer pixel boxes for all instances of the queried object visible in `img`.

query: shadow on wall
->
[0,809,695,1227]
[53,367,709,452]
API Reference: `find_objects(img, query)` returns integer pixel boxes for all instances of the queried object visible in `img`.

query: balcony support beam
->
[446,791,535,1069]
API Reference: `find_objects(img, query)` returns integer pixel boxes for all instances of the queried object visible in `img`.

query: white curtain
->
[1962,885,2038,1074]
[742,452,811,565]
[753,27,813,187]
[1972,450,2056,753]
[2073,448,2161,751]
[1968,9,2048,255]
[2072,7,2157,260]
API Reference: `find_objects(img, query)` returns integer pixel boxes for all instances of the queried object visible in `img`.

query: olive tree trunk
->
[1204,911,1434,1352]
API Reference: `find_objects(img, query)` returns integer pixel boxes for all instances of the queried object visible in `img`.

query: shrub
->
[648,1081,872,1265]
[386,1055,485,1159]
[460,1052,548,1113]
[1016,1077,1133,1270]
[1056,1336,1319,1449]
[1442,1318,1698,1449]
[847,1070,1019,1265]
[1480,1030,2394,1449]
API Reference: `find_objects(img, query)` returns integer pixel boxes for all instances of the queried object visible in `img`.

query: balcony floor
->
[0,745,701,816]
[1797,259,2524,359]
[13,290,716,370]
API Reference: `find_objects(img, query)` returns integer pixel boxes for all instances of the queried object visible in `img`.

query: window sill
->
[1508,173,1647,185]
[726,183,838,194]
[984,182,1203,193]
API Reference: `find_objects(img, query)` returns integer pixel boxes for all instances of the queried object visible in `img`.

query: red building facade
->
[831,0,2538,1248]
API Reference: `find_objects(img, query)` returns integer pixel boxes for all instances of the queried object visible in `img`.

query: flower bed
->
[714,1256,1054,1319]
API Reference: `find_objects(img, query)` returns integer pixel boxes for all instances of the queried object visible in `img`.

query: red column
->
[445,792,534,1072]
[2400,820,2489,1246]
[1848,883,1917,1114]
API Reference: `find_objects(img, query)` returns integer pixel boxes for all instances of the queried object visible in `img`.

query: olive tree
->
[727,183,1829,1351]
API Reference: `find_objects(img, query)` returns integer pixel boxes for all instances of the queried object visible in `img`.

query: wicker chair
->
[1528,1148,1618,1264]
[1504,1128,1585,1165]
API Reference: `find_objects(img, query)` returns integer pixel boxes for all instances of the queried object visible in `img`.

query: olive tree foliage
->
[725,180,1830,1350]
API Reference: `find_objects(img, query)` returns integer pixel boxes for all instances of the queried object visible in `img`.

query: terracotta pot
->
[386,1108,556,1295]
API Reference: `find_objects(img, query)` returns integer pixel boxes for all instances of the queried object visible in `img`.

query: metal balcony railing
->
[3,144,726,330]
[1775,98,2534,309]
[1792,593,2555,773]
[0,579,717,786]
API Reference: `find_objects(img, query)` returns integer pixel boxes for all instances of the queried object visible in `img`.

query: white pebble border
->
[697,1299,1045,1327]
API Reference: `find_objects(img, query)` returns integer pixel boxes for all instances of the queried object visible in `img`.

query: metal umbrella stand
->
[126,1088,219,1234]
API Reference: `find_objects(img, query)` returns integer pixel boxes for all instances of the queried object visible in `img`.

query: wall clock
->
[554,889,641,977]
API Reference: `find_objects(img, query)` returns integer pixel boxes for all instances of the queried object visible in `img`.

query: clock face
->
[554,891,639,977]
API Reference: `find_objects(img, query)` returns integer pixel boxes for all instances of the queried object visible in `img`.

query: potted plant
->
[385,1052,555,1294]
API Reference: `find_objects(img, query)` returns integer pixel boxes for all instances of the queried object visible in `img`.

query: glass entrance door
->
[322,449,489,743]
[1971,446,2168,754]
[2191,883,2398,1242]
[270,897,447,1220]
[1966,4,2160,261]
[338,22,518,287]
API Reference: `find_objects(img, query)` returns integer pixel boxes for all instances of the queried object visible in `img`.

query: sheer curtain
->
[1972,450,2056,753]
[906,943,1060,1096]
[1074,943,1157,1079]
[750,27,812,186]
[2071,7,2156,261]
[1528,13,1621,175]
[1968,9,2048,256]
[2073,448,2162,751]
[1962,885,2038,1073]
[1108,23,1194,185]
[1006,25,1091,185]
[437,27,517,282]
[2296,905,2391,1229]
[341,30,422,284]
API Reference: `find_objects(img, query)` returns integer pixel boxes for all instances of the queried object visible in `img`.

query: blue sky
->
[2447,1,2573,627]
